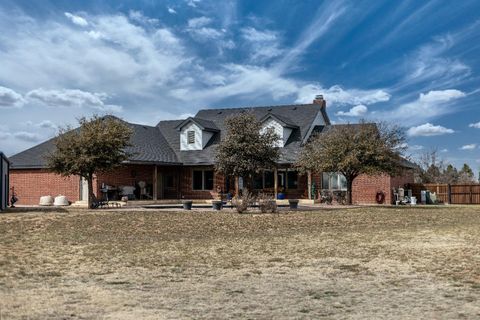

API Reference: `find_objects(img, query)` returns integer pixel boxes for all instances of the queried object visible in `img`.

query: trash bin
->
[421,190,427,204]
[410,196,417,205]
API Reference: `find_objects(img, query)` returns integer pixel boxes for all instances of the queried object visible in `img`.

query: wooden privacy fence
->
[410,183,480,204]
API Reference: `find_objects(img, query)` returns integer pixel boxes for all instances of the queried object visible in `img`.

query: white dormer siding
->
[261,118,291,147]
[180,122,214,150]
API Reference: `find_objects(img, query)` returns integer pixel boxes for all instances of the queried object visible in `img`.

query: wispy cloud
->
[64,12,88,27]
[407,123,455,136]
[241,27,283,61]
[394,35,471,92]
[377,89,466,125]
[273,1,348,73]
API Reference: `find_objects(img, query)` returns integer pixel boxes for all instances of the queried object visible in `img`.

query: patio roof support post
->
[307,170,312,200]
[235,176,239,197]
[274,167,278,199]
[153,165,158,201]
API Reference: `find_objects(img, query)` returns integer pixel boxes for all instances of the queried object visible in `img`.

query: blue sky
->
[0,0,479,171]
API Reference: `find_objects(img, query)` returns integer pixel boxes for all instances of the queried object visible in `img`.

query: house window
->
[252,170,298,190]
[165,174,175,189]
[192,169,214,190]
[253,173,263,189]
[187,131,195,144]
[287,171,298,189]
[322,172,347,190]
[264,171,274,188]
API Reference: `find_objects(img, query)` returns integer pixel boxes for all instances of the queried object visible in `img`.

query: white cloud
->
[37,120,57,130]
[188,16,211,28]
[469,122,480,129]
[0,86,24,108]
[241,27,277,42]
[167,7,177,14]
[440,148,448,153]
[241,27,283,61]
[186,0,201,8]
[335,105,368,117]
[0,131,11,139]
[64,12,88,27]
[407,123,455,137]
[12,131,41,142]
[379,89,466,125]
[409,145,424,151]
[460,144,477,150]
[27,88,122,112]
[186,17,227,42]
[418,89,466,103]
[0,12,186,94]
[128,10,159,25]
[295,84,390,106]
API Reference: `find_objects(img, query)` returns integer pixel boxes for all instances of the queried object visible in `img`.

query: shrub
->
[257,193,277,213]
[232,191,255,213]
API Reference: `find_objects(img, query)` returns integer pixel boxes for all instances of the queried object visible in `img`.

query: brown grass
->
[0,206,479,319]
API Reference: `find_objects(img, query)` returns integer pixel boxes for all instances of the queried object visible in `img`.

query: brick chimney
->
[313,94,326,107]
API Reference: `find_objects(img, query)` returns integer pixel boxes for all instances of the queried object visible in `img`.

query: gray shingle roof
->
[10,103,329,168]
[157,103,328,165]
[9,120,180,169]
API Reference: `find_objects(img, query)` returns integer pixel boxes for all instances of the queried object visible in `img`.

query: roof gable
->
[175,117,219,132]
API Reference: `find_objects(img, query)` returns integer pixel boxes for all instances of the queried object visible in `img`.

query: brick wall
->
[9,169,80,205]
[352,169,415,205]
[352,173,391,204]
[96,165,153,191]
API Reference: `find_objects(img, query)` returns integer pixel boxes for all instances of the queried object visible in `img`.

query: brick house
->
[9,96,414,205]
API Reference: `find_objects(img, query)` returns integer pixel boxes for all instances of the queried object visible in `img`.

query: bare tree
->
[47,115,133,208]
[296,121,407,205]
[214,112,280,194]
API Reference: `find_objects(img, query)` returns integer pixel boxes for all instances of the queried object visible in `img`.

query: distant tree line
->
[416,150,478,184]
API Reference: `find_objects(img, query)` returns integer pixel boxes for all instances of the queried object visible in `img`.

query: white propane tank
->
[53,195,69,206]
[39,195,54,206]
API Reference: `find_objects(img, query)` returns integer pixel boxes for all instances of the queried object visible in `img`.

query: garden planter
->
[212,200,223,210]
[288,199,299,209]
[277,193,285,200]
[182,200,193,210]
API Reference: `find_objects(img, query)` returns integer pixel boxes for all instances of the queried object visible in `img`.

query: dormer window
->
[187,131,195,144]
[176,117,220,151]
[259,113,298,147]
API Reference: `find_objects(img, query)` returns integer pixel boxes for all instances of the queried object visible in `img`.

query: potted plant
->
[212,200,223,210]
[182,200,193,210]
[277,187,286,200]
[288,199,299,209]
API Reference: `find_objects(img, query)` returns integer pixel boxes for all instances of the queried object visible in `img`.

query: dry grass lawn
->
[0,206,479,319]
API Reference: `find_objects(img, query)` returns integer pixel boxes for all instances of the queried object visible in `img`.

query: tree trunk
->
[346,178,353,205]
[86,175,97,209]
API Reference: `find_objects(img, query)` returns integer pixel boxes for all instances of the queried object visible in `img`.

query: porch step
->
[71,200,88,207]
[71,200,127,208]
